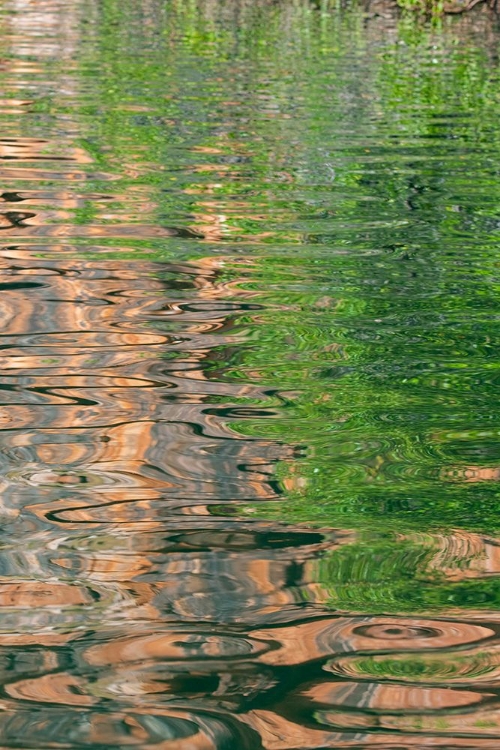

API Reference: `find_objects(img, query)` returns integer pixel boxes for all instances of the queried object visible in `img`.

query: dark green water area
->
[1,0,500,746]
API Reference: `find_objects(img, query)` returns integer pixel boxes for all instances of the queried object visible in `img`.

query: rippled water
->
[2,0,500,747]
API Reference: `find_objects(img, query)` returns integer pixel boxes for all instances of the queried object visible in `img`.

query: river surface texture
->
[2,0,500,747]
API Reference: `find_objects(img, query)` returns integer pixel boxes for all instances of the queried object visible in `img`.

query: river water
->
[1,0,500,747]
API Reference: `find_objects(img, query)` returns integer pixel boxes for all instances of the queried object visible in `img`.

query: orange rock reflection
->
[0,1,500,748]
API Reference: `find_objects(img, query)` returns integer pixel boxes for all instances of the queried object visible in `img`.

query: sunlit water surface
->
[1,0,500,747]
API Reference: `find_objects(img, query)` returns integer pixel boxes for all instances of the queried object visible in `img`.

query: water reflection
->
[1,0,500,747]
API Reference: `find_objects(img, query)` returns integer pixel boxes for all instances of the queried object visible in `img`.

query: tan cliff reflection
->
[0,225,496,745]
[0,240,345,634]
[1,0,500,748]
[6,227,495,747]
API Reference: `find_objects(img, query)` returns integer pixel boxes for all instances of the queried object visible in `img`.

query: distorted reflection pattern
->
[1,0,500,748]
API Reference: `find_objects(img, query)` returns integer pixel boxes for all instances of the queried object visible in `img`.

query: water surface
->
[1,0,500,747]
